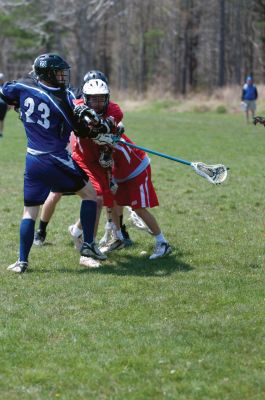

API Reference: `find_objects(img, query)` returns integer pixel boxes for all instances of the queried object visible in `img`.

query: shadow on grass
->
[32,249,193,277]
[84,253,193,277]
[29,245,193,277]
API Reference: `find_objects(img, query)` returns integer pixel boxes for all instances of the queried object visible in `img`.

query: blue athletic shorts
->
[24,151,88,206]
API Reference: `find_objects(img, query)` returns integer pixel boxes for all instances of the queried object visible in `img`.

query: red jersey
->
[112,135,158,209]
[112,134,150,182]
[72,100,123,166]
[70,100,123,207]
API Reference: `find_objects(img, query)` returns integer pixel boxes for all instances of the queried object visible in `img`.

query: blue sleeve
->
[67,89,76,109]
[1,81,20,106]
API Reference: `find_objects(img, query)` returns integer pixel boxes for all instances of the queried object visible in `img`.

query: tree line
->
[0,0,264,94]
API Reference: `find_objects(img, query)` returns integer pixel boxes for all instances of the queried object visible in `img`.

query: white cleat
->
[7,260,28,273]
[149,242,172,260]
[79,256,101,268]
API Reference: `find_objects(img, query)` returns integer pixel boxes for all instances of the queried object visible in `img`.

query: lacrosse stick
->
[115,138,228,185]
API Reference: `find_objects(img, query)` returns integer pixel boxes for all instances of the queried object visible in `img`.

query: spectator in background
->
[0,73,8,137]
[241,76,258,124]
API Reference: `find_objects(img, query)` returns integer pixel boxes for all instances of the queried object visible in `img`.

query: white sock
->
[72,225,83,237]
[155,232,166,244]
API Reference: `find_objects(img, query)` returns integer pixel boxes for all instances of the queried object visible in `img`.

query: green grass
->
[0,108,264,400]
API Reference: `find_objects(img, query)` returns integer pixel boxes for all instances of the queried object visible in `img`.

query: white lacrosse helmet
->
[82,79,110,115]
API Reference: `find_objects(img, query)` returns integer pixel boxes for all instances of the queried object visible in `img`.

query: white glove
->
[93,133,115,146]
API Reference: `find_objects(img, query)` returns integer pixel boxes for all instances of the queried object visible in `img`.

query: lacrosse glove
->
[73,105,100,125]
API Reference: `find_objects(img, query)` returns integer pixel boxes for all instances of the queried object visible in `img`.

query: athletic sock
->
[19,218,35,262]
[39,219,48,234]
[155,232,166,244]
[80,200,97,244]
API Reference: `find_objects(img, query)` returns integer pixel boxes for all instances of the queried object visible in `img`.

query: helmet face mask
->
[54,69,71,88]
[83,79,110,115]
[33,53,71,88]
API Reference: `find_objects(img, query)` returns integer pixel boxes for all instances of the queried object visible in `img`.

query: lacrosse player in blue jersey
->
[0,53,107,273]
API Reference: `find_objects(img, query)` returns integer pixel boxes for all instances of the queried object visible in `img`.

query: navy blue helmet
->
[83,70,108,84]
[33,53,70,88]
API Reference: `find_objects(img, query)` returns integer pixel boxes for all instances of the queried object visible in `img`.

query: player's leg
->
[99,203,134,253]
[130,166,171,259]
[68,195,103,251]
[7,205,40,273]
[126,206,150,233]
[134,208,171,259]
[8,153,51,273]
[76,181,107,261]
[34,192,62,245]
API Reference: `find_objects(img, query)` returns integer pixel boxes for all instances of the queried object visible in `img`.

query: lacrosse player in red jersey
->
[100,133,172,260]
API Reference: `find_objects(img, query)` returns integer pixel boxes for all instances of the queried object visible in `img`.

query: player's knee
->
[77,183,97,201]
[48,192,62,205]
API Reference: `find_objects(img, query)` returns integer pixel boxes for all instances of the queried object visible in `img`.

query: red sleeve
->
[105,101,123,124]
[73,98,84,106]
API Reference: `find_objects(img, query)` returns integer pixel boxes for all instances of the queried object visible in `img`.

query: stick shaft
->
[116,139,191,166]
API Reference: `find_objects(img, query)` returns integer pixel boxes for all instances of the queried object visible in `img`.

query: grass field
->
[0,106,264,400]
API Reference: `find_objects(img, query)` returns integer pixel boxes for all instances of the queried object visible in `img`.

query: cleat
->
[80,242,107,261]
[100,238,125,254]
[149,242,172,260]
[123,238,133,247]
[7,260,28,273]
[79,256,101,268]
[68,225,83,251]
[99,222,115,247]
[33,229,46,246]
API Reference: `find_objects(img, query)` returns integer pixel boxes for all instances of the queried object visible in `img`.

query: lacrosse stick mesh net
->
[191,162,228,184]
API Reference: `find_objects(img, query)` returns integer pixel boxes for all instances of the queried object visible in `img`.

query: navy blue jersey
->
[1,76,76,153]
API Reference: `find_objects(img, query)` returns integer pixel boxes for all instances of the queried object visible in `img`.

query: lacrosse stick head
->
[191,162,228,184]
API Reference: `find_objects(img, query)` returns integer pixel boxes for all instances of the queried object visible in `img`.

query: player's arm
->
[73,105,117,144]
[0,82,20,107]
